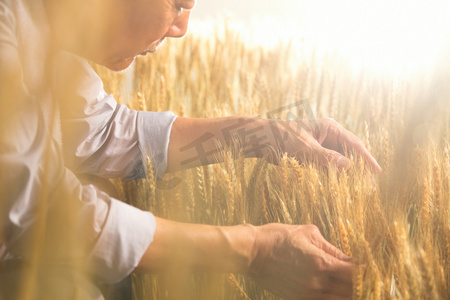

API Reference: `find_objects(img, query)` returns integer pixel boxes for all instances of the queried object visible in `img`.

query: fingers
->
[318,279,354,298]
[256,224,356,300]
[337,127,382,173]
[320,247,355,284]
[260,275,351,300]
[320,237,352,262]
[320,119,382,173]
[315,147,352,171]
[309,228,357,284]
[326,254,356,283]
[305,224,350,261]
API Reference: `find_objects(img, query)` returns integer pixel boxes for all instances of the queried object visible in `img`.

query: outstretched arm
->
[166,116,381,173]
[135,218,256,274]
[135,218,355,300]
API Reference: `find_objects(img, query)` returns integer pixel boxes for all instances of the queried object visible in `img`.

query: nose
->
[165,10,191,38]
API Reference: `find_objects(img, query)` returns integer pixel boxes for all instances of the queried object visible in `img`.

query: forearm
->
[166,115,381,174]
[166,116,267,172]
[135,217,257,274]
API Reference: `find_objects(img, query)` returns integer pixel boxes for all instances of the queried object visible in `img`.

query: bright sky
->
[191,0,450,73]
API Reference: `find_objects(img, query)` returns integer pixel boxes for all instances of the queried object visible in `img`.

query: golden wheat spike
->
[86,23,450,300]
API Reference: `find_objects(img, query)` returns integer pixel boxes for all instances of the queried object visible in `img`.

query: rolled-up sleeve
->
[0,89,157,284]
[56,52,177,180]
[0,92,157,284]
[135,110,177,179]
[86,186,157,283]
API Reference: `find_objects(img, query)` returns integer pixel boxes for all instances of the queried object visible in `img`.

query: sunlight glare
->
[301,0,450,73]
[192,0,450,74]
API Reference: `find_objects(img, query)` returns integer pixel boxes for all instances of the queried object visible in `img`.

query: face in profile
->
[97,0,196,71]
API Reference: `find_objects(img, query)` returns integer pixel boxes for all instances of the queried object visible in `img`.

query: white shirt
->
[0,0,176,285]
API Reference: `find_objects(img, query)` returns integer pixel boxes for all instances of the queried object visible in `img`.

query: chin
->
[101,57,135,72]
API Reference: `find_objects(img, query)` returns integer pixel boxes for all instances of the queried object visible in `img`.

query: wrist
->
[237,117,274,160]
[248,223,288,278]
[221,223,258,275]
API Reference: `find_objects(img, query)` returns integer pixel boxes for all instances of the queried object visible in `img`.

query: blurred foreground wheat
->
[95,22,450,300]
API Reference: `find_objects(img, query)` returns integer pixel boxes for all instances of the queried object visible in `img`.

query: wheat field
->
[94,23,450,300]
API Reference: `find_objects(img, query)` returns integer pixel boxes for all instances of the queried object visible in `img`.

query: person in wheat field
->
[0,0,381,299]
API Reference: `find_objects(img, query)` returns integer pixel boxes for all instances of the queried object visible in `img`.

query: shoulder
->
[53,51,105,104]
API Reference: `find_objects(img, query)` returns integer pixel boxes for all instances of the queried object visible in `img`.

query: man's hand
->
[249,223,355,300]
[263,117,382,172]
